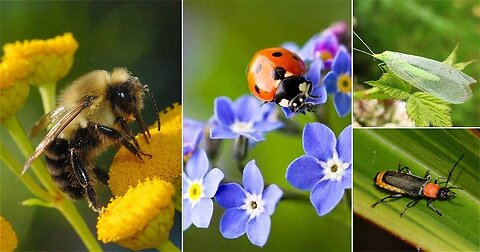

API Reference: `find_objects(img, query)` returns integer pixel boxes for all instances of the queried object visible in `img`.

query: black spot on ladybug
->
[254,84,260,94]
[254,64,262,73]
[272,51,283,57]
[292,55,301,61]
[273,67,286,80]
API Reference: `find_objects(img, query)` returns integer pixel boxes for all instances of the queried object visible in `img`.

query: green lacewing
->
[353,31,476,104]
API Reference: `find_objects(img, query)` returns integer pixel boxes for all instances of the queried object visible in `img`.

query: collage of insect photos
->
[0,0,478,252]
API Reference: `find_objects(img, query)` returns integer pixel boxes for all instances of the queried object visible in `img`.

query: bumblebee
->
[23,68,160,212]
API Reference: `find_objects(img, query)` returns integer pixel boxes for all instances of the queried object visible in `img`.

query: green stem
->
[2,116,102,251]
[37,82,57,112]
[2,116,57,192]
[0,142,53,201]
[156,240,180,252]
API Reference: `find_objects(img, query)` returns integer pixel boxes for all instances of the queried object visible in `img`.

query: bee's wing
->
[22,96,97,174]
[29,106,68,139]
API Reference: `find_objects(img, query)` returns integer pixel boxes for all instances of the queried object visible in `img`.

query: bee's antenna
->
[135,108,151,144]
[445,154,464,188]
[143,85,161,132]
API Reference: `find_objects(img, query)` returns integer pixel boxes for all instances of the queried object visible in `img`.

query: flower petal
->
[306,59,322,85]
[253,121,282,132]
[242,160,264,195]
[281,107,294,118]
[332,46,351,74]
[307,83,327,105]
[310,180,345,216]
[286,155,323,190]
[262,184,283,215]
[214,96,235,126]
[337,125,352,163]
[241,132,265,142]
[192,198,213,228]
[220,208,248,239]
[203,168,224,197]
[233,95,261,122]
[246,214,271,247]
[182,199,193,231]
[303,123,336,161]
[215,183,246,209]
[334,92,351,117]
[342,165,352,189]
[323,71,339,94]
[185,149,209,180]
[210,126,238,139]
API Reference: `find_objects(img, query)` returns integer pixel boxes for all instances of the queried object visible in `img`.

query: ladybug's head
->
[275,76,316,114]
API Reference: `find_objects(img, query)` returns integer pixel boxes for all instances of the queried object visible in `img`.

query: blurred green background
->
[184,0,351,251]
[0,1,181,251]
[354,0,480,126]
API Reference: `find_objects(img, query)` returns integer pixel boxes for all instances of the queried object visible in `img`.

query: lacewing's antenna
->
[353,47,374,57]
[353,30,376,56]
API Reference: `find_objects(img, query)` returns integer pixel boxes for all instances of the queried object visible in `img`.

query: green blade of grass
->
[353,129,480,251]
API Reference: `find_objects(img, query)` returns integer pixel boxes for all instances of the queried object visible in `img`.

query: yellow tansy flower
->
[0,216,18,252]
[0,58,30,122]
[97,178,175,250]
[108,104,182,196]
[2,33,78,86]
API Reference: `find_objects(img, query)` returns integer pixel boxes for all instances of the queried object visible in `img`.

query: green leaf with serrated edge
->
[406,92,452,127]
[21,198,54,208]
[443,43,459,66]
[365,71,412,100]
[453,60,477,71]
[354,129,480,252]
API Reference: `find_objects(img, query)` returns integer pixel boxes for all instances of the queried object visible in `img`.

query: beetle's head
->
[437,187,456,200]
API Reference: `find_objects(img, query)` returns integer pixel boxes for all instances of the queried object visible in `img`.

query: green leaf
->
[406,92,452,127]
[365,71,411,100]
[354,129,480,251]
[443,44,476,70]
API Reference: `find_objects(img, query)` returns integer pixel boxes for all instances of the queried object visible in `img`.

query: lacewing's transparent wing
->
[377,51,475,104]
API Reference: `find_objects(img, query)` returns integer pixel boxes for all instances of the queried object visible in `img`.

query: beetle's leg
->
[372,194,404,208]
[93,167,109,185]
[427,199,443,216]
[400,198,422,217]
[397,165,412,174]
[423,170,431,180]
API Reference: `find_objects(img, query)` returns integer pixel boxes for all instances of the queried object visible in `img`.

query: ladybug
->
[247,47,316,114]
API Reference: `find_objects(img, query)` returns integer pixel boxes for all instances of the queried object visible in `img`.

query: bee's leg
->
[93,167,109,185]
[70,148,101,212]
[116,117,142,150]
[372,194,404,208]
[96,124,152,160]
[401,197,422,217]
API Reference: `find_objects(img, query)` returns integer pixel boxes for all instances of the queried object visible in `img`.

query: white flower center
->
[184,179,204,207]
[319,151,350,182]
[230,120,254,133]
[241,191,265,219]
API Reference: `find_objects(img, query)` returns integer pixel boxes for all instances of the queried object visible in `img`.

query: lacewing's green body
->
[374,51,475,104]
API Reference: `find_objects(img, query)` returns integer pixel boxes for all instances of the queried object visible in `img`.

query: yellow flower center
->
[337,74,351,94]
[320,50,333,62]
[331,164,338,172]
[188,182,203,201]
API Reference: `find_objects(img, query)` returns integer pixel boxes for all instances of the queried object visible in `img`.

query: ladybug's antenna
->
[445,155,464,188]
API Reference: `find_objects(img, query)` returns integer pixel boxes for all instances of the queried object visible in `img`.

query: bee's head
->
[108,69,144,120]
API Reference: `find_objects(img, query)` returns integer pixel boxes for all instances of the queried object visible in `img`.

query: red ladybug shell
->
[247,47,307,102]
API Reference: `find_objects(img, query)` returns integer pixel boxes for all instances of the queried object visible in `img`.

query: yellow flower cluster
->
[0,59,30,122]
[97,178,175,250]
[108,104,182,196]
[2,33,78,86]
[0,216,18,252]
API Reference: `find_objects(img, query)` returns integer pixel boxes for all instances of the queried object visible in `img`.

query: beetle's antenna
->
[353,30,375,55]
[445,155,464,188]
